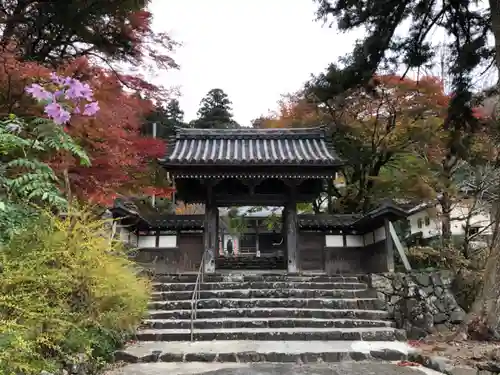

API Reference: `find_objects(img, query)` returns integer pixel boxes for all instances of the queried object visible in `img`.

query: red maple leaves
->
[0,50,174,206]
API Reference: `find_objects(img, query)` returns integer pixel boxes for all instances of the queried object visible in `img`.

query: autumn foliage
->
[0,48,173,205]
[258,75,451,211]
[254,92,328,129]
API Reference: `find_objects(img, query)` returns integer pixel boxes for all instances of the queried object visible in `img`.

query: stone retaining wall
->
[369,271,466,339]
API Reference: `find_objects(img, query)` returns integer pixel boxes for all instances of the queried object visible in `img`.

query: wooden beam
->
[389,221,412,271]
[213,193,316,206]
[203,184,216,274]
[286,188,298,273]
[256,220,260,258]
[384,218,395,272]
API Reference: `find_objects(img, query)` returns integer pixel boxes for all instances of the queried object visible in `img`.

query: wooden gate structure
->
[159,126,344,273]
[112,126,409,274]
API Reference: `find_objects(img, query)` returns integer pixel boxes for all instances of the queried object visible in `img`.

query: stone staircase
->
[116,273,412,363]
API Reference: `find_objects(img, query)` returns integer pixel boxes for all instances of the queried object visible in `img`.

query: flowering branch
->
[25,73,100,125]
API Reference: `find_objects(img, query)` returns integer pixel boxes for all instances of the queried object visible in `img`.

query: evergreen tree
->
[311,0,500,339]
[143,99,185,139]
[312,0,492,132]
[192,88,239,129]
[165,99,184,125]
[0,0,178,70]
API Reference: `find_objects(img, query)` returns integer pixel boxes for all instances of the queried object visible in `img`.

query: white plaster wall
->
[326,233,381,247]
[408,204,492,239]
[118,227,129,242]
[129,232,138,246]
[138,235,156,248]
[325,235,343,247]
[345,235,363,247]
[374,227,386,242]
[118,228,179,248]
[408,210,441,239]
[159,235,177,248]
[452,204,492,235]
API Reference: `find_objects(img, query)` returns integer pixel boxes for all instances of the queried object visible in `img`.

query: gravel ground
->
[107,361,444,375]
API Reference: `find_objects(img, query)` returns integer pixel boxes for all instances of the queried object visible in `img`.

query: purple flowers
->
[44,102,71,125]
[25,73,100,125]
[83,101,100,116]
[25,84,53,101]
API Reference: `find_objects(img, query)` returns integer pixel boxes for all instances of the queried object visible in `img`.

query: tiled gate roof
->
[161,127,343,166]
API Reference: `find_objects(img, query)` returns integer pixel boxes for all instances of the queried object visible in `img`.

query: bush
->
[453,268,483,312]
[0,210,151,375]
[406,245,483,312]
[406,245,470,270]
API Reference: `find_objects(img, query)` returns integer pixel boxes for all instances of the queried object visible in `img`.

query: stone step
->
[150,288,377,301]
[148,307,390,320]
[152,274,361,283]
[134,327,407,341]
[152,281,368,292]
[115,340,414,363]
[215,262,286,270]
[141,317,395,330]
[147,298,386,311]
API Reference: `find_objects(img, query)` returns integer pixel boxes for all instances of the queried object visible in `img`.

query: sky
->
[150,0,365,126]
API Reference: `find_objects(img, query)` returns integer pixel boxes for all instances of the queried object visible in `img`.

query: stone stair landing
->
[116,273,411,363]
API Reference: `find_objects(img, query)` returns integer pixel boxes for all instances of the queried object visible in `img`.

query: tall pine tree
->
[311,0,500,339]
[143,99,185,139]
[191,88,239,129]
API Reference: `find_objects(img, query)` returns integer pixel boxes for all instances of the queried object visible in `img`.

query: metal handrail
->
[190,249,207,341]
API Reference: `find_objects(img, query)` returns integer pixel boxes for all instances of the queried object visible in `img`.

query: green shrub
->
[406,245,470,270]
[0,210,151,375]
[452,268,483,312]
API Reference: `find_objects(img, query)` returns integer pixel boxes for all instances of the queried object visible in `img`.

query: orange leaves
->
[334,74,449,155]
[260,75,449,146]
[175,202,205,215]
[257,92,326,129]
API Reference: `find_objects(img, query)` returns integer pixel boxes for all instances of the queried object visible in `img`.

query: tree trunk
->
[464,0,500,339]
[483,201,500,334]
[448,0,500,341]
[439,191,453,245]
[490,0,500,98]
[456,200,500,340]
[440,149,457,246]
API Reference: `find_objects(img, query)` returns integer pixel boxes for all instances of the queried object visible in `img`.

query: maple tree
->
[55,59,174,204]
[0,1,182,206]
[0,1,179,104]
[260,74,448,213]
[143,99,186,139]
[0,50,174,206]
[175,201,205,215]
[253,92,326,129]
[307,64,494,244]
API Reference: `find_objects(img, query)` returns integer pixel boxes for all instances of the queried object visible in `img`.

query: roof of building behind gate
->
[160,126,344,167]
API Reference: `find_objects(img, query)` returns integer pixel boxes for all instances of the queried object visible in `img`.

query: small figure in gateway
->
[226,238,234,257]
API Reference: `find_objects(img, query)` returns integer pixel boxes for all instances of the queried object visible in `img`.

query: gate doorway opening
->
[217,206,286,270]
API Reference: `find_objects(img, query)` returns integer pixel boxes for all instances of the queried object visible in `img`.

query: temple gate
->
[159,126,344,274]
